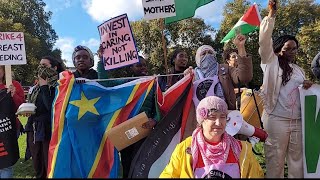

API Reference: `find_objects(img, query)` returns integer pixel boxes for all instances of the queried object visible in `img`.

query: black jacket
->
[73,69,98,79]
[25,85,55,141]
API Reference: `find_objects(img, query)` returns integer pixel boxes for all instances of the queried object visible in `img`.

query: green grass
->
[13,116,36,178]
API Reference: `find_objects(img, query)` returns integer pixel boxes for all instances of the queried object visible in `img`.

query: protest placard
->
[98,14,139,70]
[0,32,26,65]
[142,0,176,20]
[300,84,320,178]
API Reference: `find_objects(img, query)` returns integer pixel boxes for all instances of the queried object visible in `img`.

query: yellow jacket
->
[159,137,264,178]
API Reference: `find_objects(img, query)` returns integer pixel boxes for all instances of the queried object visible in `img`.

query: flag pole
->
[160,18,168,74]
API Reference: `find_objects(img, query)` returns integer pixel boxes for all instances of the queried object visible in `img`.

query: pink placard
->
[98,14,139,70]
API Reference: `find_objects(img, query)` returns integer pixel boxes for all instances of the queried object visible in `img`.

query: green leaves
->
[0,0,60,85]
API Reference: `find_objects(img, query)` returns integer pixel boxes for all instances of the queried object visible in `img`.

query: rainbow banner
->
[47,71,154,178]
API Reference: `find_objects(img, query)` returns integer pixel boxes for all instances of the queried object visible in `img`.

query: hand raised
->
[233,34,246,47]
[268,0,277,17]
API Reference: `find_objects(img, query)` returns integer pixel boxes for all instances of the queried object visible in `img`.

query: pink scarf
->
[191,127,241,170]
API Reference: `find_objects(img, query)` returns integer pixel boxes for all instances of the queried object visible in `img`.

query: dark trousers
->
[120,138,145,178]
[27,132,49,178]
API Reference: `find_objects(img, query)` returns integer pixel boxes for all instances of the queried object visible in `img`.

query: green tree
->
[296,18,320,82]
[0,0,60,85]
[131,19,164,74]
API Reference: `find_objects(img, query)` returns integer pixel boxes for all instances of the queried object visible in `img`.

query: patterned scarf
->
[191,127,241,171]
[28,65,58,104]
[195,54,225,102]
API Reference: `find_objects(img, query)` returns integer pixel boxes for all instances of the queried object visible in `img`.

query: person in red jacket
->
[0,66,25,111]
[0,65,25,178]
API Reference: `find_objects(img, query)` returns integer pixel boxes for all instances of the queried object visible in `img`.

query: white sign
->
[142,0,176,20]
[0,32,26,65]
[299,84,320,178]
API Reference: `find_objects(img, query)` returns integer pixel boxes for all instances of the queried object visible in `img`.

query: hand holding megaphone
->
[226,110,272,145]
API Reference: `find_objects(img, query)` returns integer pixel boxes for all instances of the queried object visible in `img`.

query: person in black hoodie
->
[25,56,65,178]
[72,45,98,79]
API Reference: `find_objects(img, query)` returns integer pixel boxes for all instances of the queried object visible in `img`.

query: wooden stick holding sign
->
[5,65,12,87]
[160,18,169,74]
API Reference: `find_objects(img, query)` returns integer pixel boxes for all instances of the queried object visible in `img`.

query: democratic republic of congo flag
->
[47,71,155,178]
[129,73,193,178]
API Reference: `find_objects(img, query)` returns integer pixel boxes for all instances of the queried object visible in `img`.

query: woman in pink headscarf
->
[160,96,263,178]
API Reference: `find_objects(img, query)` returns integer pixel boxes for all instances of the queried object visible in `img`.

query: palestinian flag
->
[128,74,193,178]
[165,0,215,24]
[220,3,261,43]
[0,89,19,169]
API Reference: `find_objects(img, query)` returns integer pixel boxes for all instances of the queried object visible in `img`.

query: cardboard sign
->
[142,0,176,20]
[106,112,151,151]
[0,32,26,65]
[98,14,139,70]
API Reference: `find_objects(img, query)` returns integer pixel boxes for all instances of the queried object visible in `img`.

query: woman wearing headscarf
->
[72,45,98,79]
[259,1,313,178]
[311,51,320,80]
[160,96,263,178]
[24,56,65,178]
[187,34,252,110]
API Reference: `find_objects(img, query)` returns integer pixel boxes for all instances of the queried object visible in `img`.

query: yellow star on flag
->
[69,92,101,120]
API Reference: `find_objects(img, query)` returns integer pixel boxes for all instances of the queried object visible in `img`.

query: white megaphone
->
[225,110,271,146]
